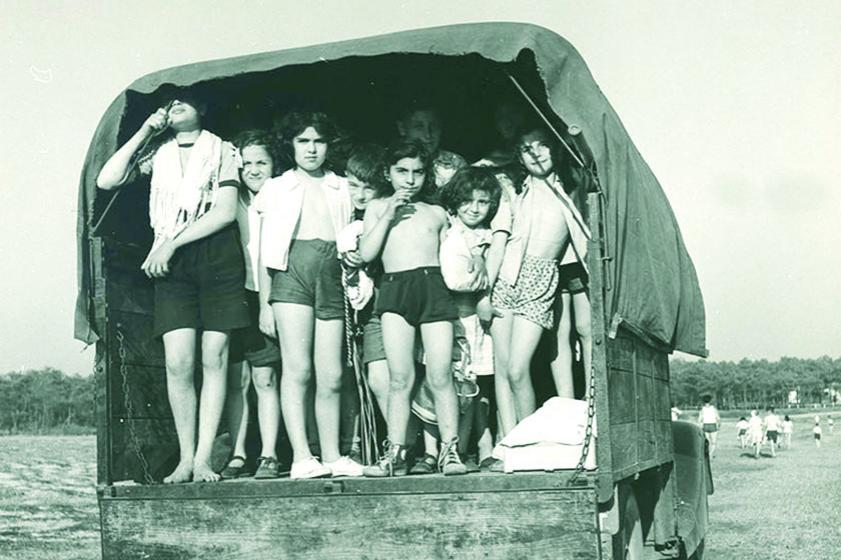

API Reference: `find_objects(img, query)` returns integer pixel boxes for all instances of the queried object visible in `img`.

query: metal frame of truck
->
[75,22,710,559]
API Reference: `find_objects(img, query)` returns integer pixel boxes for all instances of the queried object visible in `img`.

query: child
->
[222,130,283,479]
[736,416,749,449]
[813,420,822,447]
[439,167,501,470]
[254,111,362,479]
[359,140,466,476]
[698,395,721,457]
[748,409,764,459]
[828,415,834,433]
[337,143,391,434]
[96,91,250,483]
[486,124,590,436]
[781,414,793,449]
[764,406,781,457]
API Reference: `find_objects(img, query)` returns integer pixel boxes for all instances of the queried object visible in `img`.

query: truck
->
[75,22,711,559]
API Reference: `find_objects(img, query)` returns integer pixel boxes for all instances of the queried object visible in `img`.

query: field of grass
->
[698,412,841,559]
[1,415,839,559]
[0,435,99,560]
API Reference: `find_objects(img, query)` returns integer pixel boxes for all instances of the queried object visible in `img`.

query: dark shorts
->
[558,262,588,295]
[268,239,344,321]
[362,313,386,364]
[375,267,458,327]
[703,423,718,433]
[766,430,779,443]
[815,433,821,440]
[738,429,747,436]
[153,226,250,338]
[229,290,282,368]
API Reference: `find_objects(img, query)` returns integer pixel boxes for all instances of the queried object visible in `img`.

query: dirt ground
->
[1,415,839,559]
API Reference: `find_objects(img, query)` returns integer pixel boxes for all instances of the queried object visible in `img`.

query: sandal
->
[254,456,281,479]
[220,455,252,479]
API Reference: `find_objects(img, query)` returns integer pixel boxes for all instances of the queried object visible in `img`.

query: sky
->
[1,0,839,375]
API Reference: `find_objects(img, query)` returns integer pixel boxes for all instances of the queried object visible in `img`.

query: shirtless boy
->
[359,140,466,476]
[489,124,590,435]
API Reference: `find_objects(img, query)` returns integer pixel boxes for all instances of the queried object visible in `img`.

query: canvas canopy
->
[75,21,707,357]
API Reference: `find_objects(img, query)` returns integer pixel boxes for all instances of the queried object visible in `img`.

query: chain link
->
[116,327,155,484]
[569,361,597,485]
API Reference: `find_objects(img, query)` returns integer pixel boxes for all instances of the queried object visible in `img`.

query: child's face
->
[397,109,442,155]
[434,160,459,188]
[167,99,201,129]
[347,173,376,210]
[456,189,492,229]
[293,126,328,172]
[240,144,274,194]
[517,129,554,178]
[387,156,426,199]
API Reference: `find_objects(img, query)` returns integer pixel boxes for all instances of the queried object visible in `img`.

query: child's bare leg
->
[162,328,198,483]
[274,303,316,463]
[225,360,251,465]
[476,398,493,462]
[490,312,517,436]
[423,428,439,458]
[421,321,459,442]
[313,318,344,463]
[549,293,575,398]
[367,359,390,418]
[192,330,229,482]
[508,317,545,422]
[381,313,417,446]
[573,292,593,393]
[252,365,279,459]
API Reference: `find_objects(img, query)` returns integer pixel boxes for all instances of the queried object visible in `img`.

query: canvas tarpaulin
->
[75,22,707,356]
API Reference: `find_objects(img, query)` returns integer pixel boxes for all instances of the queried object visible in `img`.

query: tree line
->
[0,368,95,433]
[670,356,841,409]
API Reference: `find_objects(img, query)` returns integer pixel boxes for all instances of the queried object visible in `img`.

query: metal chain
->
[116,327,155,484]
[569,360,597,485]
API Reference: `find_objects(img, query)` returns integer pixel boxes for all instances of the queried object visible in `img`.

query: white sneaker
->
[323,456,364,478]
[290,457,331,480]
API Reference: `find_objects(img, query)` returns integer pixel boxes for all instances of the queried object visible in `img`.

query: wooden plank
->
[107,311,166,366]
[637,419,656,462]
[605,334,634,372]
[109,471,595,500]
[606,367,635,425]
[109,364,170,418]
[95,341,112,486]
[609,422,638,478]
[101,488,599,559]
[110,418,179,483]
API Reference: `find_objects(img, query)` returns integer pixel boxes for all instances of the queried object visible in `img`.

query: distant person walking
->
[827,416,834,434]
[748,410,764,459]
[736,416,749,449]
[781,415,794,449]
[764,407,781,457]
[813,420,822,448]
[698,395,721,457]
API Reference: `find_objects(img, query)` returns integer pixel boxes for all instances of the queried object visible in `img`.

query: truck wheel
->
[612,489,644,559]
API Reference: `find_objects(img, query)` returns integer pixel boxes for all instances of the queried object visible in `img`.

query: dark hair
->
[440,167,501,228]
[394,97,442,125]
[739,416,747,421]
[702,395,712,404]
[346,143,390,197]
[383,140,436,203]
[277,111,340,172]
[233,129,280,201]
[784,415,790,421]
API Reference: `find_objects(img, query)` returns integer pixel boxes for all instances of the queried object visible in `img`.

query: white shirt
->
[253,169,352,271]
[235,193,261,291]
[699,404,719,424]
[440,218,492,293]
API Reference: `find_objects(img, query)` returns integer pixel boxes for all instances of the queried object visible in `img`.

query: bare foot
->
[163,460,193,484]
[193,462,221,483]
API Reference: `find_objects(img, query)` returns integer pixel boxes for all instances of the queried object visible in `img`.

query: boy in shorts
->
[359,140,466,476]
[254,111,362,479]
[487,124,590,435]
[698,395,721,457]
[763,406,781,457]
[96,90,250,483]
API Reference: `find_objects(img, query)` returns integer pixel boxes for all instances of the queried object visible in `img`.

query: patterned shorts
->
[492,254,560,330]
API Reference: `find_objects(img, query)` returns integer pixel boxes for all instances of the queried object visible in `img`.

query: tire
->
[611,488,644,560]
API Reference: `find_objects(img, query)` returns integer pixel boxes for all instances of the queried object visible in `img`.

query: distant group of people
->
[689,395,833,460]
[96,87,593,483]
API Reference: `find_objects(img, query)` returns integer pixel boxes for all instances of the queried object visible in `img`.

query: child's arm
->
[359,192,410,263]
[142,186,238,278]
[96,108,168,190]
[256,218,276,338]
[476,231,508,323]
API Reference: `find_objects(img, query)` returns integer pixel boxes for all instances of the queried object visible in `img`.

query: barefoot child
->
[488,124,590,435]
[96,91,250,483]
[222,130,283,479]
[736,416,749,449]
[254,111,362,479]
[360,140,466,476]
